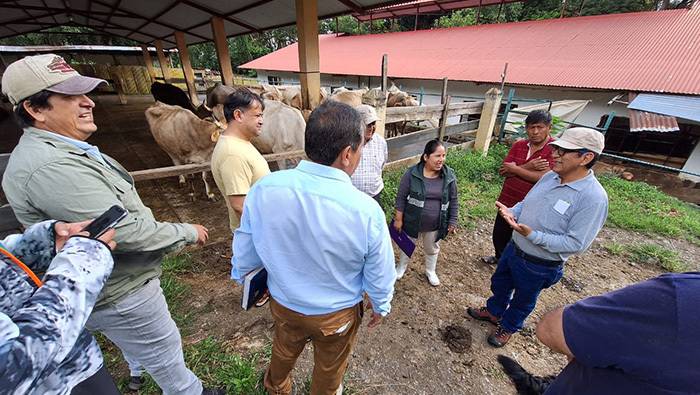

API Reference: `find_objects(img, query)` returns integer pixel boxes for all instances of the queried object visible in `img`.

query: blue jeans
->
[86,279,202,395]
[486,242,563,334]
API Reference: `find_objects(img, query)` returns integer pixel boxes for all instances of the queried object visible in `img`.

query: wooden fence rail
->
[130,150,307,182]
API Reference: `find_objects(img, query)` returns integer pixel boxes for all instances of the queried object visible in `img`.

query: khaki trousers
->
[264,298,363,395]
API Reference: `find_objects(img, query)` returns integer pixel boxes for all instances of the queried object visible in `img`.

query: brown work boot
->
[467,306,501,326]
[488,324,512,348]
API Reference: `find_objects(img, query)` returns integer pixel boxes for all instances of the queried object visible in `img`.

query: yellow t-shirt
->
[211,135,271,232]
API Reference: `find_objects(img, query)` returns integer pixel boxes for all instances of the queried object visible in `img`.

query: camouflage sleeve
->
[2,220,57,271]
[0,236,113,391]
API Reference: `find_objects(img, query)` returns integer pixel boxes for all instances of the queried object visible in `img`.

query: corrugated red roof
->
[241,8,700,95]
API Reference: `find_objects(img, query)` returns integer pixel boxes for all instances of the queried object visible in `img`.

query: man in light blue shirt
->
[232,101,395,395]
[468,127,608,348]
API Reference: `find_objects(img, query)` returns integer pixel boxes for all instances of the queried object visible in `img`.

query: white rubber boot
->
[396,251,409,279]
[425,254,440,286]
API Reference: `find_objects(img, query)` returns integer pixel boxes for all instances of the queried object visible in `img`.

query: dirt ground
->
[3,94,699,394]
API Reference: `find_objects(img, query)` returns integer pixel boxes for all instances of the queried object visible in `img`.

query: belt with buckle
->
[512,242,563,268]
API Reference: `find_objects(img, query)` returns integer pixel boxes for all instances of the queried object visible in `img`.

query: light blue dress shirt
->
[45,130,112,168]
[231,160,396,316]
[511,170,608,262]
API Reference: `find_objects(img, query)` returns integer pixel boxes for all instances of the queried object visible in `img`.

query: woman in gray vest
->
[393,140,459,286]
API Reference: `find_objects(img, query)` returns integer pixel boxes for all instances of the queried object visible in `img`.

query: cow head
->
[196,103,227,141]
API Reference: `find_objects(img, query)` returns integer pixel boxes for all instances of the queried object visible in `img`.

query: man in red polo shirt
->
[482,110,555,264]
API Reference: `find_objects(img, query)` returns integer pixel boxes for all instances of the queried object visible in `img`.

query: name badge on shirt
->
[553,199,571,215]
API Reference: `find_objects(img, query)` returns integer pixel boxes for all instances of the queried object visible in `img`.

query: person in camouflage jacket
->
[0,220,117,395]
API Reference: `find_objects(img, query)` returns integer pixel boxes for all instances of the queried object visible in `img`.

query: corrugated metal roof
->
[628,92,680,132]
[629,110,680,132]
[241,8,700,95]
[629,93,700,123]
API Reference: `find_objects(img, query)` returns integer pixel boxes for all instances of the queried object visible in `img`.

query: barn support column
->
[140,44,156,83]
[153,40,171,84]
[474,88,503,156]
[175,31,200,106]
[211,17,235,86]
[295,0,321,111]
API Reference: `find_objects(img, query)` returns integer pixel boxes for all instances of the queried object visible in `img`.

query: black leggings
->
[492,214,512,260]
[71,365,121,395]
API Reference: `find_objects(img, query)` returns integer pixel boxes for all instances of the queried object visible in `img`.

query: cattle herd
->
[146,81,423,200]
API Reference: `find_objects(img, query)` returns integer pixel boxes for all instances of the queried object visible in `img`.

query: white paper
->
[553,199,571,215]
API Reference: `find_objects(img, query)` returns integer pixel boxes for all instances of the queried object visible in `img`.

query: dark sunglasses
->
[552,146,589,156]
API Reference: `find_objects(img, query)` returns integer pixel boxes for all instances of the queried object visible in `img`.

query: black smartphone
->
[81,205,128,238]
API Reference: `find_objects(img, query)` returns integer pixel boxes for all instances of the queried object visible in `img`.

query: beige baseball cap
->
[550,127,605,155]
[355,104,381,125]
[2,54,107,106]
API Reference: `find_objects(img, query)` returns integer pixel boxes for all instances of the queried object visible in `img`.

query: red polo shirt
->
[497,137,555,207]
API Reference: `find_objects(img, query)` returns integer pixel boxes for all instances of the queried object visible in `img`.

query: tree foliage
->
[434,0,692,28]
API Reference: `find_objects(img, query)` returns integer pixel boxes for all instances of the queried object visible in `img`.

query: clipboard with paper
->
[389,219,416,258]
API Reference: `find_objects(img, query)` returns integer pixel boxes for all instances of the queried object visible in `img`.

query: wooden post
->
[140,44,156,83]
[108,68,127,105]
[474,88,503,156]
[363,88,388,138]
[210,17,234,86]
[440,77,449,104]
[153,40,171,84]
[175,31,200,106]
[381,54,388,93]
[295,0,321,110]
[438,94,451,141]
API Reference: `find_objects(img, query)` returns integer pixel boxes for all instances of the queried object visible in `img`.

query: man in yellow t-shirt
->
[211,88,270,233]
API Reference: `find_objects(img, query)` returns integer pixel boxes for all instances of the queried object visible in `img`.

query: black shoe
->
[202,388,226,395]
[128,376,145,391]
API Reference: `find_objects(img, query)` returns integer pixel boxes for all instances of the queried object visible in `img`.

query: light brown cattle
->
[387,83,420,107]
[328,86,369,108]
[145,102,226,201]
[205,83,327,114]
[251,100,305,170]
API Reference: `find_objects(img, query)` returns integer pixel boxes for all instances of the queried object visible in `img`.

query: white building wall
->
[254,70,627,128]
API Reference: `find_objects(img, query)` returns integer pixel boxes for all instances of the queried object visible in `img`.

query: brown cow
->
[145,102,226,201]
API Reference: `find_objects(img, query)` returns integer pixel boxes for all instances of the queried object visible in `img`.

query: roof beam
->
[101,0,122,30]
[334,0,364,14]
[0,3,133,18]
[124,1,179,39]
[181,0,262,33]
[87,0,210,44]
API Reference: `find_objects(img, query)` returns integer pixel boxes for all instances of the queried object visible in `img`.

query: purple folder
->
[389,219,416,258]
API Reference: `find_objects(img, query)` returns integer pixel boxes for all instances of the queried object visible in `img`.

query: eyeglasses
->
[552,146,589,156]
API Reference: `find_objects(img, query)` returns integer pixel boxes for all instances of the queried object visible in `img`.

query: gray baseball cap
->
[2,54,107,106]
[550,127,605,155]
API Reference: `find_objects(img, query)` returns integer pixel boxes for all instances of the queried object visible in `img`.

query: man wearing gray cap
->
[468,127,608,348]
[350,104,388,203]
[1,54,222,395]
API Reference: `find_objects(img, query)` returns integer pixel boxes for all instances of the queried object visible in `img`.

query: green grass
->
[627,244,692,273]
[598,173,700,244]
[605,243,626,256]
